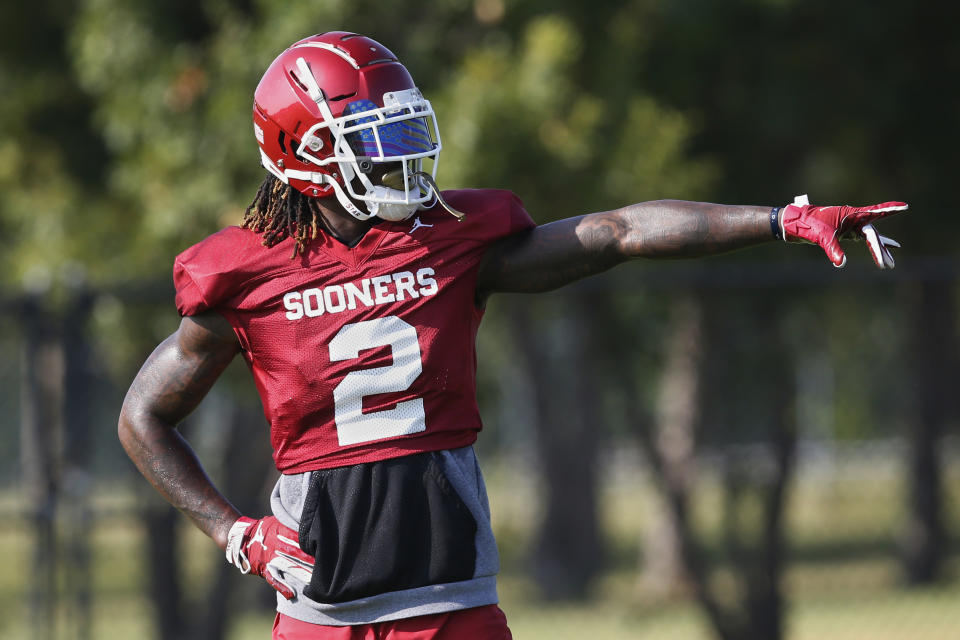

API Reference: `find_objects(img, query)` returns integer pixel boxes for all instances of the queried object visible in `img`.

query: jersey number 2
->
[329,316,426,446]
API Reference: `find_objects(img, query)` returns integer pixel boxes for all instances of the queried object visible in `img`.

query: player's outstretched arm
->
[119,312,243,550]
[475,197,906,300]
[477,200,771,299]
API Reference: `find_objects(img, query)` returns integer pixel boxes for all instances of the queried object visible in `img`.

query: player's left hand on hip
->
[778,194,908,269]
[225,515,315,600]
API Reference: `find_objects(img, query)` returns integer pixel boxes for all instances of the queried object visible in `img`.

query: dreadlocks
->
[242,174,325,258]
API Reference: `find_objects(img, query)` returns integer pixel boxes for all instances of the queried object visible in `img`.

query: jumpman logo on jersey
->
[250,521,268,552]
[409,216,434,234]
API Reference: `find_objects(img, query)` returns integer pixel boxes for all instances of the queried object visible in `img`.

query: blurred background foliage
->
[1,0,958,639]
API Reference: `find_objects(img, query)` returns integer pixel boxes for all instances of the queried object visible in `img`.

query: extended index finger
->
[840,202,908,236]
[851,201,909,221]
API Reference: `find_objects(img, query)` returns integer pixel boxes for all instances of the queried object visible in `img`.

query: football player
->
[118,32,907,640]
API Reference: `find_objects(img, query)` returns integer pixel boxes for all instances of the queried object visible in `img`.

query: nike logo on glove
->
[250,522,268,552]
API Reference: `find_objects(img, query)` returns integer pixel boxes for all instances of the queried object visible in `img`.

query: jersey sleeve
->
[172,226,267,316]
[439,189,536,246]
[173,254,212,316]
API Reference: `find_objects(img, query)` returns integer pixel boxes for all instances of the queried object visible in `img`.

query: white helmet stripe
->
[291,42,360,69]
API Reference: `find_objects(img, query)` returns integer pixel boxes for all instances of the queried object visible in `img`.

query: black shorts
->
[297,451,479,603]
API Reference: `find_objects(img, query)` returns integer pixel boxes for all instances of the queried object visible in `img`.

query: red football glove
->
[224,516,314,600]
[779,195,908,268]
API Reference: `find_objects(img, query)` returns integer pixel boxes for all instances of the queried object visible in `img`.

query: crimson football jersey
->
[174,189,534,473]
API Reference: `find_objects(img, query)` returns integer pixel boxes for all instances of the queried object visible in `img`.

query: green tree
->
[0,0,108,288]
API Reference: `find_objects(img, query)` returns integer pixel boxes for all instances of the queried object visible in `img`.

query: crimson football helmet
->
[253,32,443,221]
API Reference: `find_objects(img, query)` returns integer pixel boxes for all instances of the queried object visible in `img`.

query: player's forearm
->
[118,315,243,548]
[119,408,241,550]
[590,200,773,259]
[477,200,774,298]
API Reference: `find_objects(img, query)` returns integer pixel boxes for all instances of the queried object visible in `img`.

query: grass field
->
[0,448,957,640]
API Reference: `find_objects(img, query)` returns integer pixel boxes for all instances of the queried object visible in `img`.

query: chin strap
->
[323,174,375,221]
[282,167,374,221]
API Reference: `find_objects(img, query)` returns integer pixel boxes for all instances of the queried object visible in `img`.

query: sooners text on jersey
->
[174,189,534,472]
